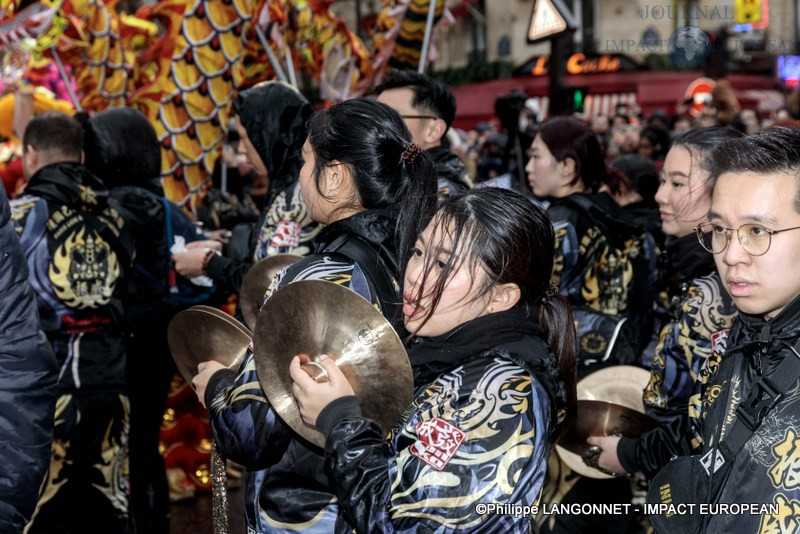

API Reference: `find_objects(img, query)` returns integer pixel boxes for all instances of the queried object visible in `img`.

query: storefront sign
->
[517,53,638,77]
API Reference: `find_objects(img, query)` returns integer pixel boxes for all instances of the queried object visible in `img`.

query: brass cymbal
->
[168,305,252,388]
[557,400,658,457]
[576,365,650,411]
[240,254,302,330]
[254,280,412,448]
[556,365,653,479]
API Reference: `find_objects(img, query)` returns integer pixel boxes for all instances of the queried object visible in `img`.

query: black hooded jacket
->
[625,295,800,533]
[547,193,657,368]
[11,162,134,391]
[234,82,311,204]
[205,82,319,293]
[206,209,403,533]
[687,296,800,532]
[82,107,202,328]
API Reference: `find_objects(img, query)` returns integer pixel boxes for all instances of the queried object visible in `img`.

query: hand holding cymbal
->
[555,365,656,479]
[290,354,356,427]
[166,305,250,534]
[254,280,412,448]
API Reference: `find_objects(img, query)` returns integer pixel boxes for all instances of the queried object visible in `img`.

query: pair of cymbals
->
[239,254,302,330]
[168,254,299,384]
[556,365,657,479]
[167,305,253,388]
[168,279,413,449]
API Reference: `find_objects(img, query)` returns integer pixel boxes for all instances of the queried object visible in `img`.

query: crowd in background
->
[3,64,800,534]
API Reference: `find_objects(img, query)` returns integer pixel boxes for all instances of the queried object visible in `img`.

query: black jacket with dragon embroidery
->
[204,82,322,294]
[642,234,737,426]
[205,209,401,533]
[10,162,134,392]
[547,193,657,369]
[620,293,800,532]
[685,295,800,533]
[319,307,569,533]
[619,234,737,477]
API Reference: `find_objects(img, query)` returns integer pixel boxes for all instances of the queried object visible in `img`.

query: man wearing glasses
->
[589,126,800,532]
[375,70,471,199]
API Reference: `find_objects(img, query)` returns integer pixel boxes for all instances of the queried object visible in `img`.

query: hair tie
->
[401,143,423,165]
[541,283,559,305]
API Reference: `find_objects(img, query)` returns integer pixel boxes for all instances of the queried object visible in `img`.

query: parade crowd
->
[3,67,800,534]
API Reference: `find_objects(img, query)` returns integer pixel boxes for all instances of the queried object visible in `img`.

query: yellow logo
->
[49,225,119,309]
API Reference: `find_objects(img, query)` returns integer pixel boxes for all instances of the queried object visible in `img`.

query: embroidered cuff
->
[205,368,236,409]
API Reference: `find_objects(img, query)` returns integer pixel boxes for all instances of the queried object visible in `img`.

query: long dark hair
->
[538,117,605,193]
[306,98,438,267]
[412,188,577,431]
[672,126,745,177]
[667,127,745,222]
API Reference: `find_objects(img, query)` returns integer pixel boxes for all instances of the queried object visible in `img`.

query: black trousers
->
[126,322,176,534]
[26,393,131,534]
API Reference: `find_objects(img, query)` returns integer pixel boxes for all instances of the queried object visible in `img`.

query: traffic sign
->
[527,0,577,43]
[684,77,716,118]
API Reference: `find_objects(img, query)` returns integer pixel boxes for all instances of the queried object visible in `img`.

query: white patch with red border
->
[270,220,301,248]
[409,417,466,470]
[711,328,730,352]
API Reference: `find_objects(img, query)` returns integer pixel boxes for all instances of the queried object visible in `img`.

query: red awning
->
[449,71,781,130]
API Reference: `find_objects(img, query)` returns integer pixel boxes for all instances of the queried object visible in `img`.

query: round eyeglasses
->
[401,114,438,120]
[695,222,800,256]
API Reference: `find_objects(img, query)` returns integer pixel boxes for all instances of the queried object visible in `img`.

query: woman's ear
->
[321,162,347,196]
[558,156,577,181]
[488,283,521,314]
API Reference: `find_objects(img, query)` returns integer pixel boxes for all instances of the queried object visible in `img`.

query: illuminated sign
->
[684,77,715,117]
[525,53,628,76]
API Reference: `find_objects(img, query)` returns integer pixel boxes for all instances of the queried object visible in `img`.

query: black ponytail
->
[307,98,438,267]
[539,293,577,437]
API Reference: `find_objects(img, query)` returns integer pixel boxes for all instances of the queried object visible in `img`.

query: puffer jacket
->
[0,186,58,533]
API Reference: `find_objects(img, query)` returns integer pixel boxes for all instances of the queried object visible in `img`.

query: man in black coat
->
[375,70,472,199]
[13,111,135,533]
[0,184,57,534]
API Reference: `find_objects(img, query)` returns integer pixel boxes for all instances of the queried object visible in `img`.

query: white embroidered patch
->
[409,417,466,470]
[711,328,731,352]
[270,220,301,248]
